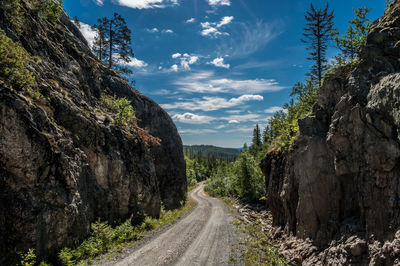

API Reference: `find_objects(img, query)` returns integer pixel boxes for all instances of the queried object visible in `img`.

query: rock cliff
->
[0,1,186,263]
[261,2,400,265]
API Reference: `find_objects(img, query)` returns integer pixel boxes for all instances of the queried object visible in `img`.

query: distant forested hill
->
[184,145,240,160]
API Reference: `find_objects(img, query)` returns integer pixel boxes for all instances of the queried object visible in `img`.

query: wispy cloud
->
[206,0,230,6]
[173,113,215,124]
[161,94,263,111]
[118,57,148,68]
[146,27,159,33]
[93,0,104,6]
[201,16,234,37]
[185,18,195,23]
[171,112,269,125]
[115,0,178,9]
[162,29,174,33]
[207,57,230,69]
[179,128,218,134]
[173,71,285,94]
[219,20,283,58]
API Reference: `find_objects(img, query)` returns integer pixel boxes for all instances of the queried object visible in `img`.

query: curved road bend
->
[112,183,240,266]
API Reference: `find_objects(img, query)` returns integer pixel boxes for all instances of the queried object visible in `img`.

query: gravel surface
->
[101,184,241,266]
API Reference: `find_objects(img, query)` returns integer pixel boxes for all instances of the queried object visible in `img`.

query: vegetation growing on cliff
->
[100,94,135,126]
[0,30,36,90]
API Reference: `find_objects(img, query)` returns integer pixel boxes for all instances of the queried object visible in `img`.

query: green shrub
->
[0,0,24,34]
[18,248,36,266]
[0,30,36,90]
[100,94,135,126]
[38,0,63,24]
[205,151,265,202]
[58,199,195,265]
[233,219,288,266]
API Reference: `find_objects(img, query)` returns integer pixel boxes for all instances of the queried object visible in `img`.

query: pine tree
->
[93,17,108,62]
[332,7,372,62]
[302,3,334,87]
[250,124,262,154]
[93,13,134,75]
[262,125,272,146]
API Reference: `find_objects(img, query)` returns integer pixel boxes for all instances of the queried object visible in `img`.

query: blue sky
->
[64,0,386,148]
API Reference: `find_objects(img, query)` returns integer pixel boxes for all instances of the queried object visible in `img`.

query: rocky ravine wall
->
[261,2,400,265]
[0,1,186,263]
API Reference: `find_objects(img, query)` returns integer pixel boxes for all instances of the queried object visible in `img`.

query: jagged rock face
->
[261,2,400,264]
[0,1,186,263]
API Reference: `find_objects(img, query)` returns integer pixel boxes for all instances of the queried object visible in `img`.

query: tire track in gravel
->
[110,183,240,266]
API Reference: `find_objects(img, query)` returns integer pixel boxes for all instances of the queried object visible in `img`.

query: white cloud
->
[170,64,179,72]
[146,28,159,33]
[207,0,230,6]
[174,71,285,94]
[264,106,286,113]
[173,113,215,124]
[229,120,239,124]
[216,125,226,129]
[201,16,234,37]
[188,55,199,64]
[186,18,196,23]
[78,22,97,47]
[118,57,148,68]
[217,16,234,27]
[226,127,254,133]
[208,57,230,69]
[161,94,263,111]
[224,114,264,123]
[179,129,217,134]
[116,0,178,9]
[162,29,174,33]
[225,110,242,114]
[169,53,199,72]
[93,0,104,5]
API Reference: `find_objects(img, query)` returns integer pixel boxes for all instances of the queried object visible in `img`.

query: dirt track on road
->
[108,184,240,266]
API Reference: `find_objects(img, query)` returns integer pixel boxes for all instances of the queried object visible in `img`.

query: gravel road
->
[109,183,240,266]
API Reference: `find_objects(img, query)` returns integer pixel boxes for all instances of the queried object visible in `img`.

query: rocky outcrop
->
[261,2,400,264]
[0,1,186,264]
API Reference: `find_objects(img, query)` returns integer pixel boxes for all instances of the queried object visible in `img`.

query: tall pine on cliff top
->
[93,13,134,75]
[302,3,334,87]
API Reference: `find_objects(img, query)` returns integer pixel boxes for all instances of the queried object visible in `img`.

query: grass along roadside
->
[58,197,196,265]
[214,196,288,266]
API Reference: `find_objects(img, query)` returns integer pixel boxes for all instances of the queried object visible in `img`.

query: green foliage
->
[0,30,36,90]
[183,145,240,160]
[331,7,372,62]
[185,156,198,189]
[94,13,134,74]
[39,0,63,24]
[58,199,195,265]
[100,94,135,126]
[205,151,265,202]
[233,219,288,266]
[0,0,24,34]
[232,152,265,202]
[265,81,317,151]
[250,124,262,155]
[18,249,36,266]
